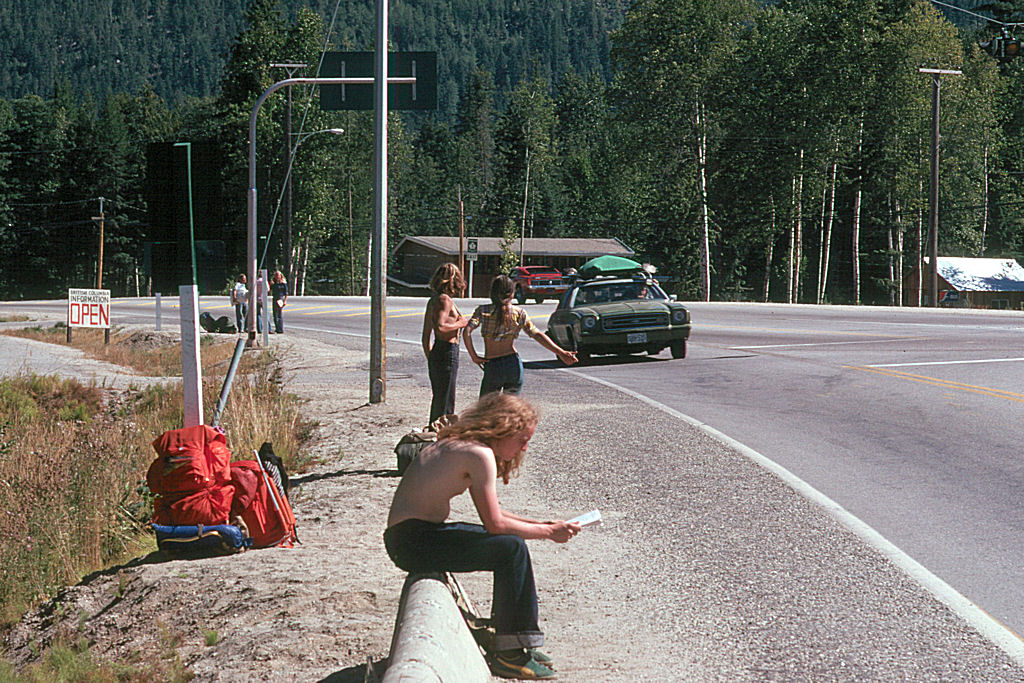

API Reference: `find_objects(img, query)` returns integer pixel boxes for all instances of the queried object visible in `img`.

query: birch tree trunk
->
[300,235,310,296]
[818,139,839,304]
[982,145,989,255]
[794,149,804,302]
[519,147,531,267]
[764,195,775,302]
[887,194,896,306]
[851,116,865,305]
[895,198,904,306]
[696,92,711,302]
[788,175,796,304]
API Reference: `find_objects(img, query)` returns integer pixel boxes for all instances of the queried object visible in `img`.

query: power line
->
[929,0,1020,28]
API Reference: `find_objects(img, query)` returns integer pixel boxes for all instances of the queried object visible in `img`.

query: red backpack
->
[230,459,298,548]
[147,425,234,526]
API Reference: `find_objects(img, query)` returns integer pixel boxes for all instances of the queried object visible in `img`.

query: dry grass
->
[0,328,316,656]
[2,325,240,377]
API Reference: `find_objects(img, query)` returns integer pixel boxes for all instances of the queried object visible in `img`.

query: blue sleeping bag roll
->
[152,523,252,555]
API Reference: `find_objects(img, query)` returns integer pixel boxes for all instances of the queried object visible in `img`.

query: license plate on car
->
[627,332,647,344]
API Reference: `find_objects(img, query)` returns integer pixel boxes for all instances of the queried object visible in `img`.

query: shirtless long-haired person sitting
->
[384,392,579,680]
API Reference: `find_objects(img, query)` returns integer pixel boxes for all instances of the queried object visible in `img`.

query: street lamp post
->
[246,77,412,347]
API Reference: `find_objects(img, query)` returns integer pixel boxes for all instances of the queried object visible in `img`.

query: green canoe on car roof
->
[577,255,643,279]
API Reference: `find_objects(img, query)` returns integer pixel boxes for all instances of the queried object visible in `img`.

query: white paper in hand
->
[568,509,602,527]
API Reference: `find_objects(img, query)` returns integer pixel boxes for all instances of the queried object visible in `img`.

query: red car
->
[509,265,570,304]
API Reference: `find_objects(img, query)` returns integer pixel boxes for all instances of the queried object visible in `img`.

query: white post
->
[468,259,475,298]
[179,285,203,427]
[260,268,270,347]
[155,293,162,331]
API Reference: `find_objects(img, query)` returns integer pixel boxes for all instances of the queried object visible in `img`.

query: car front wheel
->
[670,340,686,359]
[534,297,544,304]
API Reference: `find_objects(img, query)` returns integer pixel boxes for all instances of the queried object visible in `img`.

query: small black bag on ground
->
[199,311,237,334]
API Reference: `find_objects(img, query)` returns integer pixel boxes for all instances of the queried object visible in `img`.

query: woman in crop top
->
[463,274,577,396]
[422,263,469,423]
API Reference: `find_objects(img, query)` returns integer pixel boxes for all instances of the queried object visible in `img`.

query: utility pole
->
[918,68,961,307]
[92,196,105,288]
[272,61,307,293]
[369,0,388,404]
[458,185,465,281]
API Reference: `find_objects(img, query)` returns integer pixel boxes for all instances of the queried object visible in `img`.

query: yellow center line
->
[284,305,338,313]
[387,311,426,319]
[845,364,1024,402]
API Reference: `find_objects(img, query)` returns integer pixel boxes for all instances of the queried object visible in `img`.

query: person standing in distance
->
[463,274,577,396]
[270,270,288,334]
[231,274,248,332]
[421,263,469,424]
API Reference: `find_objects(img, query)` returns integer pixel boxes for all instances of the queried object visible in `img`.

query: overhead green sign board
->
[320,51,437,111]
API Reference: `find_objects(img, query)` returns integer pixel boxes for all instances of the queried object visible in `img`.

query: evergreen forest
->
[1,0,1023,305]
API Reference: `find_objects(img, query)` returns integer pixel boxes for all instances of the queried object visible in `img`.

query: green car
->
[546,277,691,363]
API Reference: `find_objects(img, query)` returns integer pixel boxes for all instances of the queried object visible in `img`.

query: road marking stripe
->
[735,339,916,349]
[867,357,1024,368]
[562,367,1024,665]
[283,305,337,313]
[846,365,1024,402]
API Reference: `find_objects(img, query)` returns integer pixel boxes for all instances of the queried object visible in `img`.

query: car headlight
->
[671,309,687,324]
[581,315,598,330]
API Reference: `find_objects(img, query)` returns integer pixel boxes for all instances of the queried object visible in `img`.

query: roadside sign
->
[67,289,110,329]
[467,238,478,253]
[320,51,437,111]
[466,253,478,261]
[939,290,959,304]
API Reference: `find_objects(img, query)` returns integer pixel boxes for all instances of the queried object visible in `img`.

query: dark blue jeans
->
[384,519,543,649]
[234,303,247,331]
[479,353,524,397]
[272,301,284,333]
[427,341,459,423]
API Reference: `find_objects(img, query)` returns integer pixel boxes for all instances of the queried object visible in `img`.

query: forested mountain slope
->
[0,0,626,119]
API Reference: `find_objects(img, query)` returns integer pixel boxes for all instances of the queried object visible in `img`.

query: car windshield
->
[524,267,560,275]
[572,281,666,306]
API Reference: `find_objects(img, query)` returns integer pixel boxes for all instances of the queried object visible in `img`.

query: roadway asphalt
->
[4,306,1024,680]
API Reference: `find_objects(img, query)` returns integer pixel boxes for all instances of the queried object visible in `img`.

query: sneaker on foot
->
[489,650,557,680]
[527,648,554,667]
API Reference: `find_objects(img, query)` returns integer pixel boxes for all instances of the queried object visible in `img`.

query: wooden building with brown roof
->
[388,236,635,296]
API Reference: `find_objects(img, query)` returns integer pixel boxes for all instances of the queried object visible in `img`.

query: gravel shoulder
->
[2,327,1024,681]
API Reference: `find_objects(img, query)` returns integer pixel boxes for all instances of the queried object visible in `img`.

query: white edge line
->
[562,367,1024,666]
[868,357,1024,368]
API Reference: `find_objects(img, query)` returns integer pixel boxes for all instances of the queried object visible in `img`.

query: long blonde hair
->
[438,392,539,483]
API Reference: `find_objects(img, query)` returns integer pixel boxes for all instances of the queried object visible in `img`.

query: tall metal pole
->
[458,186,465,281]
[284,83,293,285]
[918,68,961,308]
[928,74,940,308]
[369,0,389,403]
